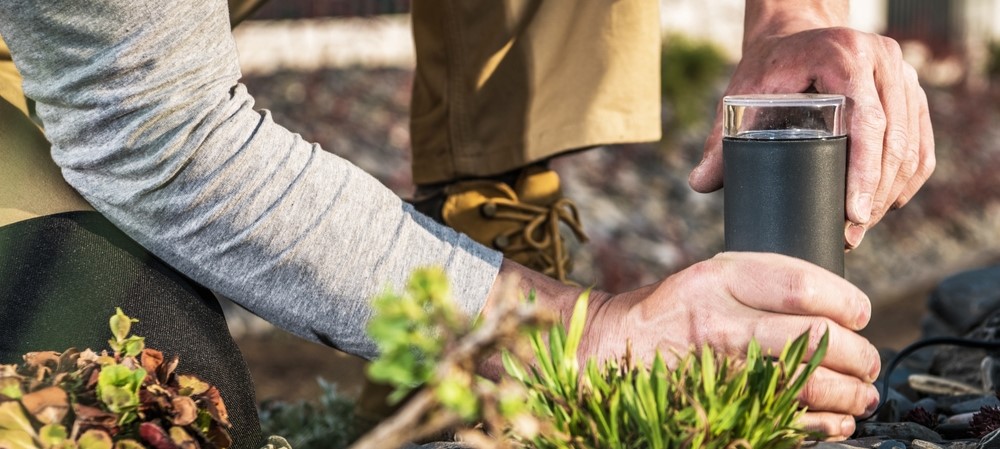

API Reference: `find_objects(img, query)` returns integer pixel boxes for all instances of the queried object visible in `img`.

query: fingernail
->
[841,416,855,436]
[853,193,873,224]
[868,349,882,382]
[865,385,881,415]
[845,224,867,249]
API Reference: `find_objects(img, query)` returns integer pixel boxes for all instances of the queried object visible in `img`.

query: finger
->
[868,37,909,226]
[690,100,726,193]
[797,366,880,416]
[881,64,923,217]
[798,412,856,441]
[749,313,880,383]
[843,92,885,227]
[894,83,936,209]
[718,252,871,330]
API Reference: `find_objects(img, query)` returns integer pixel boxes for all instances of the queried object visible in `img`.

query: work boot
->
[413,165,588,283]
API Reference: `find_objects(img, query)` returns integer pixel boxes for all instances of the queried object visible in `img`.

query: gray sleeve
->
[0,0,502,359]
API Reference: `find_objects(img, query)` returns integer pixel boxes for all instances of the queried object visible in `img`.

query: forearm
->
[743,0,849,45]
[0,0,502,359]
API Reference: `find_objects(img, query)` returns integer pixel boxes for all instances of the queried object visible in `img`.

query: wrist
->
[743,0,848,46]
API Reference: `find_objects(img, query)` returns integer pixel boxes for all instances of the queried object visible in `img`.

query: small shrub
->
[660,35,729,132]
[257,379,360,449]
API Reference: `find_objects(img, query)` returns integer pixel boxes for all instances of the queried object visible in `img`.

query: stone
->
[939,395,991,414]
[944,441,980,449]
[812,443,872,449]
[926,265,1000,335]
[982,427,1000,449]
[951,397,1000,415]
[877,439,909,449]
[880,388,918,422]
[913,440,946,449]
[910,374,987,396]
[855,422,943,442]
[915,398,940,415]
[982,357,1000,392]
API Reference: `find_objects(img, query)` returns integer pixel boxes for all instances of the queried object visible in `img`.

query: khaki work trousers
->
[231,0,664,185]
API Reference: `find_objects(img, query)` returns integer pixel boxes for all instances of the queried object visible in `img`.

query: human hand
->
[690,25,935,250]
[580,252,880,439]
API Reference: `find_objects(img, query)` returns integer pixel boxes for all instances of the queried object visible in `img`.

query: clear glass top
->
[724,94,846,139]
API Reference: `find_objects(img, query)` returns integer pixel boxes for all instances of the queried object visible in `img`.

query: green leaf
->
[113,440,145,449]
[120,337,145,358]
[78,430,112,449]
[96,365,146,415]
[0,378,22,400]
[563,290,590,359]
[38,424,67,448]
[435,377,477,420]
[0,402,35,436]
[108,308,137,345]
[0,429,36,449]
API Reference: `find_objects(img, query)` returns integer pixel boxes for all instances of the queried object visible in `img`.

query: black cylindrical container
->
[722,94,847,276]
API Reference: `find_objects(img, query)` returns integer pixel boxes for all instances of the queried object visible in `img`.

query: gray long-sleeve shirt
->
[0,0,502,358]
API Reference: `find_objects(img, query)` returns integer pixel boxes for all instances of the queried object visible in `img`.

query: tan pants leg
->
[410,0,663,185]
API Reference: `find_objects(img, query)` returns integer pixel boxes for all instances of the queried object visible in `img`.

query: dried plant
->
[901,407,937,430]
[971,405,1000,437]
[0,308,231,449]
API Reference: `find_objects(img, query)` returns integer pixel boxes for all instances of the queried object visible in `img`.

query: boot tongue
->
[515,168,562,206]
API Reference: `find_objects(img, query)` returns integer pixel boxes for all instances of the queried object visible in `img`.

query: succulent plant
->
[0,308,232,449]
[971,405,1000,438]
[902,407,937,430]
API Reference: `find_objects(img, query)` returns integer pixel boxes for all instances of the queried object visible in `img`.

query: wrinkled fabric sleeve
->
[0,0,502,358]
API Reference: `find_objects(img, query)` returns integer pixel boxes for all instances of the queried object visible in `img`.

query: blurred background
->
[222,0,1000,404]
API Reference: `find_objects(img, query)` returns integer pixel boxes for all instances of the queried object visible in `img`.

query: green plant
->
[503,296,826,449]
[356,268,827,449]
[257,379,360,449]
[660,35,729,131]
[0,308,232,449]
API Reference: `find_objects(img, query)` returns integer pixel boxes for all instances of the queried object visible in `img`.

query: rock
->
[913,440,946,449]
[855,422,943,442]
[983,356,1000,392]
[915,398,940,415]
[926,265,1000,335]
[944,441,980,449]
[951,397,1000,415]
[910,374,987,396]
[877,439,909,449]
[939,395,991,414]
[981,427,1000,449]
[880,388,918,422]
[929,309,1000,387]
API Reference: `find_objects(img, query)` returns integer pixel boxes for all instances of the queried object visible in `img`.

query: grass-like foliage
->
[502,296,827,449]
[361,268,828,449]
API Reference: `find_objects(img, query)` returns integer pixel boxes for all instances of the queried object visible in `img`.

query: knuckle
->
[898,154,919,179]
[782,270,818,305]
[856,105,888,135]
[887,125,910,156]
[919,151,937,179]
[880,35,903,59]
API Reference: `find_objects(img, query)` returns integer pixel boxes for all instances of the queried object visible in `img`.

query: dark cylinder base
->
[723,136,847,276]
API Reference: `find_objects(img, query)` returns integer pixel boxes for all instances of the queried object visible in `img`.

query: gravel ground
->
[233,67,1000,402]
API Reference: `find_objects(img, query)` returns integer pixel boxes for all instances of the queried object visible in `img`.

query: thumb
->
[689,114,725,193]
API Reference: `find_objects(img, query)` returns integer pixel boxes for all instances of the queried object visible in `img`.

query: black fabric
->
[0,211,263,448]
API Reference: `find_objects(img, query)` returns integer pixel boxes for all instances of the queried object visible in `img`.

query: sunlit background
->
[223,0,1000,403]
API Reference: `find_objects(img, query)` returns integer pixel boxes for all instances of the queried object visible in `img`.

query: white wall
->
[660,0,887,61]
